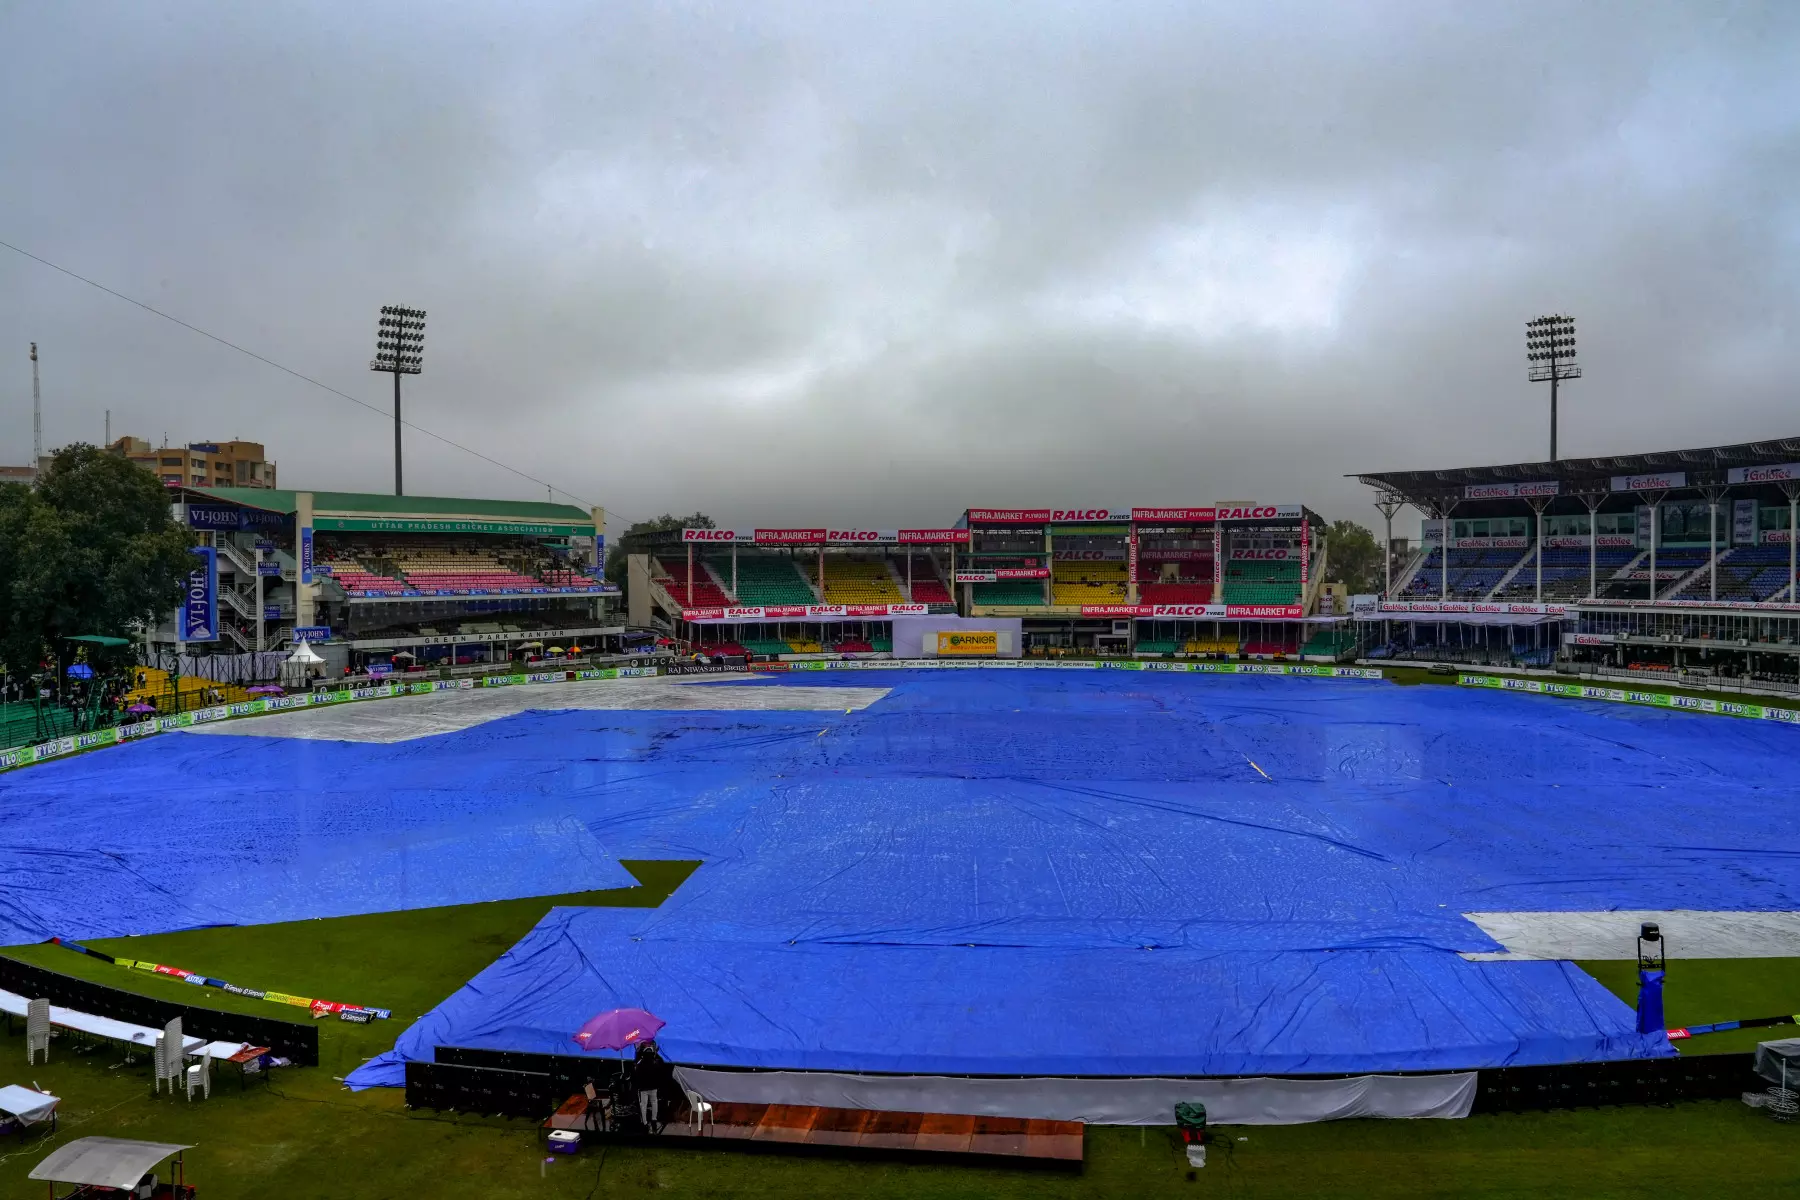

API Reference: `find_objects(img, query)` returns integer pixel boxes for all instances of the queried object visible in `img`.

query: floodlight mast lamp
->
[370,305,426,496]
[1526,314,1580,462]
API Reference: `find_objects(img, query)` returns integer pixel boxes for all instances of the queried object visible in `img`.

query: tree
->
[1325,518,1383,596]
[0,445,195,680]
[604,512,715,588]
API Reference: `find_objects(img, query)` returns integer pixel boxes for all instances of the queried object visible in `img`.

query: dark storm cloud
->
[2,2,1796,534]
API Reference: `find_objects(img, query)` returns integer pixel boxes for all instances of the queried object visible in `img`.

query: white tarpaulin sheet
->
[672,1066,1476,1126]
[1462,910,1800,960]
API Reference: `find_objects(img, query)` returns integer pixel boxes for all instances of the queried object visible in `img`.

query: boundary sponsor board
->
[1463,481,1560,499]
[0,660,1405,774]
[1459,673,1800,725]
[681,603,930,622]
[1728,464,1800,485]
[1612,473,1686,492]
[1214,504,1303,522]
[1544,535,1635,549]
[1379,601,1569,616]
[180,546,218,643]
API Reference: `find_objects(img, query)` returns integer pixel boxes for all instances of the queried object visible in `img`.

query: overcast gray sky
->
[3,2,1796,535]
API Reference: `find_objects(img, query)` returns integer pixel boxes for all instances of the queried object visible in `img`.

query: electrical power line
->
[0,236,635,524]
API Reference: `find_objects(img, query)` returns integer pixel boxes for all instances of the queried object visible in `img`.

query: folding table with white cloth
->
[0,1084,59,1137]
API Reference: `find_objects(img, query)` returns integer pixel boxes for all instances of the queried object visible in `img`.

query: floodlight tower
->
[1526,314,1580,461]
[370,306,426,496]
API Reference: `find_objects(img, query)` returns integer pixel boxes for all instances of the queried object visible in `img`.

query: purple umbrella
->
[126,703,158,715]
[572,1008,665,1052]
[248,685,284,695]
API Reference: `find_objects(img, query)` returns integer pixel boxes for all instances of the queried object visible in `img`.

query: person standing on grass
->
[632,1039,674,1129]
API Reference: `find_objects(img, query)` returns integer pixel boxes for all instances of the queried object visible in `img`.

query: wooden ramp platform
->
[551,1097,1083,1167]
[665,1101,1083,1166]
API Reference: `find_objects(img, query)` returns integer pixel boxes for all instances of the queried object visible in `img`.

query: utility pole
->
[31,343,42,468]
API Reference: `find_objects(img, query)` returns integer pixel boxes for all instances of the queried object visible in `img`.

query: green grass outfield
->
[3,861,1798,1198]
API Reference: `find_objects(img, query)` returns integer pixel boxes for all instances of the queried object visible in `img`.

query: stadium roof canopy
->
[181,487,597,535]
[1354,435,1800,508]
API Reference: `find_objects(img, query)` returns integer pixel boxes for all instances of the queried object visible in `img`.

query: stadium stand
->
[383,540,543,591]
[705,640,749,658]
[1532,547,1639,600]
[785,637,823,653]
[1400,548,1523,599]
[900,555,953,604]
[741,638,793,656]
[1140,580,1214,604]
[712,555,817,605]
[656,556,731,607]
[1597,547,1710,600]
[871,636,893,652]
[832,638,874,653]
[1667,545,1794,602]
[1242,637,1291,657]
[1133,638,1179,654]
[316,543,406,594]
[822,559,903,604]
[973,580,1047,605]
[1300,628,1355,657]
[1050,561,1128,606]
[1222,558,1302,604]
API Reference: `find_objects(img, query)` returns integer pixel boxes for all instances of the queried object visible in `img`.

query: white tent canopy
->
[30,1137,191,1189]
[287,640,324,665]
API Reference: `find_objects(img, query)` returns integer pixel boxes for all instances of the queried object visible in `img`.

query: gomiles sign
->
[180,546,218,642]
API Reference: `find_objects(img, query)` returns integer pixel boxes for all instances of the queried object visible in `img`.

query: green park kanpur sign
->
[312,517,592,536]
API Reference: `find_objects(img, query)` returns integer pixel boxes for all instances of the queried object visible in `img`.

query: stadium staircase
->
[1387,543,1431,598]
[1299,538,1329,615]
[1664,548,1732,601]
[1483,547,1539,599]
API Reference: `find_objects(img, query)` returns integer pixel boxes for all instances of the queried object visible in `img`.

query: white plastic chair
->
[684,1088,714,1134]
[25,998,49,1065]
[185,1052,212,1101]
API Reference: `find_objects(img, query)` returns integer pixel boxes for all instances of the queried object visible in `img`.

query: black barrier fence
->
[407,1045,1762,1124]
[406,1060,561,1120]
[0,955,319,1066]
[1471,1051,1757,1113]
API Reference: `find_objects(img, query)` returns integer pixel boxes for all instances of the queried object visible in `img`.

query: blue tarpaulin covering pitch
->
[0,729,638,941]
[334,669,1800,1083]
[8,668,1796,1079]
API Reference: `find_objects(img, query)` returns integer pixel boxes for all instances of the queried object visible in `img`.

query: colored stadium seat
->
[710,555,817,606]
[821,559,903,604]
[1140,581,1213,604]
[1051,561,1128,606]
[1222,559,1301,605]
[900,555,953,604]
[973,580,1047,605]
[657,557,731,607]
[1180,636,1239,656]
[1300,629,1356,657]
[1133,639,1179,654]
